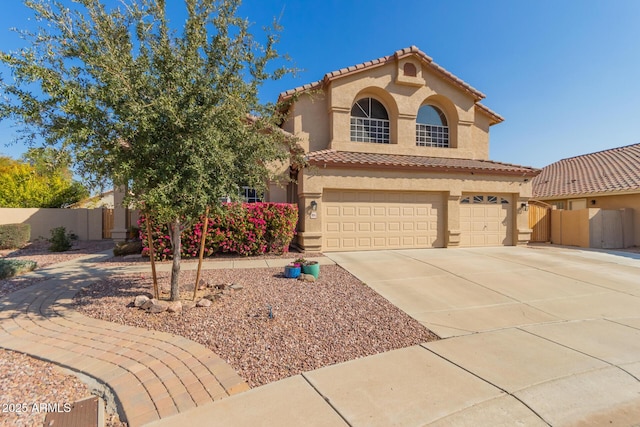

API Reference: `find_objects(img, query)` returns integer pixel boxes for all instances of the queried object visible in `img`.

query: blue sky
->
[1,0,639,169]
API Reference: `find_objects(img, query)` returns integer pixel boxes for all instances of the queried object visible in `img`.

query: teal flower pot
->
[302,261,320,279]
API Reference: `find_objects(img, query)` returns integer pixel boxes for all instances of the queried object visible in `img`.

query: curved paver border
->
[0,254,249,427]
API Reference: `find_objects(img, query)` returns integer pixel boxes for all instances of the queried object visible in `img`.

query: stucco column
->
[447,193,461,247]
[297,192,323,251]
[110,186,128,242]
[516,197,533,245]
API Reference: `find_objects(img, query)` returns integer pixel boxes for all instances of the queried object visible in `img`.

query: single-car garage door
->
[460,194,513,247]
[323,190,444,251]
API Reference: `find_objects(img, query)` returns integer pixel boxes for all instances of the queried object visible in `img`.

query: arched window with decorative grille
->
[350,98,390,144]
[416,105,449,147]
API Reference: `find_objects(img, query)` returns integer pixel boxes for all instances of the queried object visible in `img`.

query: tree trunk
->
[169,217,182,301]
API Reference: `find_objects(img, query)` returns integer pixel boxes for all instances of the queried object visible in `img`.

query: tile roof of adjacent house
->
[532,143,640,198]
[306,150,540,177]
[278,46,503,125]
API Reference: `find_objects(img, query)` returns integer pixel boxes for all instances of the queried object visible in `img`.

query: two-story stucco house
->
[267,46,540,252]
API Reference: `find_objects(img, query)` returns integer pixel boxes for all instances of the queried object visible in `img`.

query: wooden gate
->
[102,208,114,239]
[528,201,551,242]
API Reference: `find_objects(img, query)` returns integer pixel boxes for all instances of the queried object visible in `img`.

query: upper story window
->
[416,105,449,147]
[350,98,390,144]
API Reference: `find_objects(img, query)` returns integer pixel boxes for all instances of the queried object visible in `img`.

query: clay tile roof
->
[532,143,640,198]
[475,103,504,125]
[279,46,485,101]
[306,150,540,177]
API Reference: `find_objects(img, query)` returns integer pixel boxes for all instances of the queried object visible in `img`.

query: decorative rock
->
[230,283,244,291]
[167,301,182,313]
[140,299,154,310]
[148,299,169,313]
[134,295,150,307]
[297,274,316,282]
[203,293,220,302]
[182,301,196,310]
[196,298,212,307]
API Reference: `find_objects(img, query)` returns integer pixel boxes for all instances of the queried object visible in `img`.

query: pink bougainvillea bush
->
[139,203,298,260]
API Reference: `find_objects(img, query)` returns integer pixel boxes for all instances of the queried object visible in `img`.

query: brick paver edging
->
[0,254,249,427]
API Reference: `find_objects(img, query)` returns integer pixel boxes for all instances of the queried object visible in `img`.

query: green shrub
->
[48,226,73,252]
[0,224,31,249]
[113,240,143,256]
[0,259,37,279]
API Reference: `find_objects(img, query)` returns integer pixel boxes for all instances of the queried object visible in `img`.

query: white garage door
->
[323,190,444,251]
[460,194,513,247]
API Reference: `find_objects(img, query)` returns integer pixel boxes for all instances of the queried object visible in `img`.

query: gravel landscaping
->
[0,348,124,427]
[1,240,438,424]
[74,265,439,388]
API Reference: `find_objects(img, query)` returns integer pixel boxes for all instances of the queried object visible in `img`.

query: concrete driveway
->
[149,246,640,426]
[325,245,640,425]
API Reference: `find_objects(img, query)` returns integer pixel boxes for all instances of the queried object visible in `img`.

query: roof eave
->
[279,46,487,102]
[307,159,540,177]
[534,188,640,200]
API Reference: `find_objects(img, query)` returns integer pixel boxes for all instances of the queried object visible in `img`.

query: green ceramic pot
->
[301,261,320,279]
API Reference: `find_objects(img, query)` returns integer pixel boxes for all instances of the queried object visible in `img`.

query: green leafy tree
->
[0,0,301,300]
[0,155,88,207]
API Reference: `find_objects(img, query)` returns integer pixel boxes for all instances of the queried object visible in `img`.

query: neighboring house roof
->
[532,143,640,198]
[69,189,115,208]
[278,46,501,124]
[306,150,540,177]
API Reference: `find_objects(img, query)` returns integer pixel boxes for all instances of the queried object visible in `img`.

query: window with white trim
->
[350,98,390,144]
[416,105,449,147]
[241,187,263,203]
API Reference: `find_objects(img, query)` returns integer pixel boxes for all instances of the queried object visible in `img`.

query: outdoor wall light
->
[520,202,528,211]
[310,201,317,211]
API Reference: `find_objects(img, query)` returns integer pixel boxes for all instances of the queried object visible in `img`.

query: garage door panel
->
[388,222,400,231]
[323,190,443,251]
[326,222,340,232]
[358,207,371,216]
[342,207,356,216]
[342,222,356,232]
[326,206,340,217]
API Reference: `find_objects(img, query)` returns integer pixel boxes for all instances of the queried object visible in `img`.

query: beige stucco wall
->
[296,166,532,250]
[549,207,634,248]
[543,193,640,247]
[550,209,591,247]
[0,208,103,241]
[282,59,492,160]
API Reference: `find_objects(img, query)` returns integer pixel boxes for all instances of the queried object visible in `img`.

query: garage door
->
[323,190,443,251]
[460,194,512,247]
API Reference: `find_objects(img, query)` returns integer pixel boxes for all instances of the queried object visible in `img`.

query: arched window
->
[416,105,449,147]
[350,98,390,144]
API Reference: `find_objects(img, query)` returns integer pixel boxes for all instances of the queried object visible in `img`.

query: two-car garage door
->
[323,190,444,251]
[321,190,513,251]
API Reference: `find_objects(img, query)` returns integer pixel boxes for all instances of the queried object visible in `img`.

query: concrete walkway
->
[147,246,640,426]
